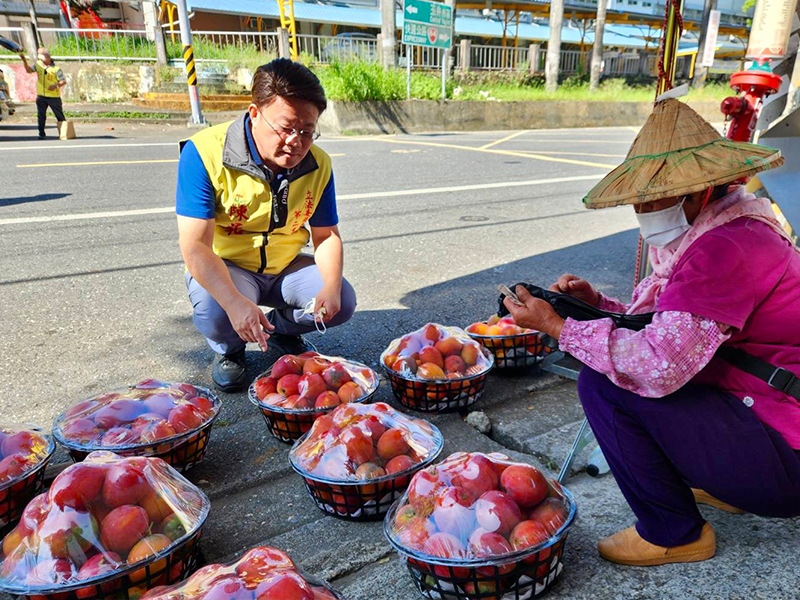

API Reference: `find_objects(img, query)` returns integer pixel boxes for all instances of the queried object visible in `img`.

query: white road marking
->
[0,142,177,151]
[0,174,602,226]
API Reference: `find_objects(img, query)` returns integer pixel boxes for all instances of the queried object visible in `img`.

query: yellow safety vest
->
[187,116,332,275]
[36,60,62,98]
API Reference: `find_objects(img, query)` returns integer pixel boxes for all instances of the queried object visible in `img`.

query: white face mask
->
[635,200,691,248]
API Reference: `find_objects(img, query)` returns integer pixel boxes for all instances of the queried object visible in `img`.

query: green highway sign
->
[402,0,453,49]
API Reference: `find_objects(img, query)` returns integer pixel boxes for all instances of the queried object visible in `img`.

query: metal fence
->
[603,53,643,76]
[0,25,666,77]
[399,43,457,69]
[193,31,279,60]
[297,34,377,63]
[469,44,529,71]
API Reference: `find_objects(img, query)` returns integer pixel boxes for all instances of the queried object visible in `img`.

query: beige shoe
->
[692,488,745,514]
[598,523,716,566]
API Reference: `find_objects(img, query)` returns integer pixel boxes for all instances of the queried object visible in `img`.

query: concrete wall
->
[0,61,155,102]
[318,99,725,134]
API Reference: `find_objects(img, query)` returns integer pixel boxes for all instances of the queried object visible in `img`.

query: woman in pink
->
[506,99,800,566]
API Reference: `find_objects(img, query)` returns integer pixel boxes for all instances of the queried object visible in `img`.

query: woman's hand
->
[503,285,565,340]
[549,273,599,306]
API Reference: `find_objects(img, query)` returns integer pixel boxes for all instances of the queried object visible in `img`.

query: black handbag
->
[497,283,653,331]
[498,282,800,401]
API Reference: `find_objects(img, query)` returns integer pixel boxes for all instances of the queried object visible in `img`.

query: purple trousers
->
[578,367,800,547]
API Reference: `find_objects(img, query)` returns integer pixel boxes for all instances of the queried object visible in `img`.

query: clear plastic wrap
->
[384,452,576,600]
[466,315,551,370]
[0,451,209,600]
[139,545,343,600]
[380,324,494,412]
[249,352,379,443]
[0,425,55,535]
[290,402,443,520]
[53,381,221,473]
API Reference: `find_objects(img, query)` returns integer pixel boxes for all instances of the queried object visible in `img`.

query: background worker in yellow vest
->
[176,59,356,392]
[19,48,66,139]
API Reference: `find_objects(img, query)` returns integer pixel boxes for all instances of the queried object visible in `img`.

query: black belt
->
[716,346,800,402]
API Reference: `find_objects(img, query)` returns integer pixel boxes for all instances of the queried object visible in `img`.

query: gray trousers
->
[185,254,357,355]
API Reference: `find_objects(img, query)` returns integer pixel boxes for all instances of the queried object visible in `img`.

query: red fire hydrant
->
[720,61,782,142]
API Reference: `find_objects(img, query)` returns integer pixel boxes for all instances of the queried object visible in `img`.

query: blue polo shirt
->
[176,116,338,226]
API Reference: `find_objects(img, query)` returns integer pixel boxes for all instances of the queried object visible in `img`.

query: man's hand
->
[47,84,57,91]
[226,296,275,352]
[549,274,599,306]
[314,284,341,322]
[503,285,565,340]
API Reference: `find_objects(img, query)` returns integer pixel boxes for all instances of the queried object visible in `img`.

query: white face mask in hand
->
[301,299,328,334]
[635,200,691,248]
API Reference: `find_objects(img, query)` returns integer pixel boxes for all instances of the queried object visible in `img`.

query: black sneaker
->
[38,133,46,140]
[211,349,248,393]
[269,333,316,356]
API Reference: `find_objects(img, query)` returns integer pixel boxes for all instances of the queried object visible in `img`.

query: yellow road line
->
[480,130,527,150]
[517,150,626,159]
[329,153,345,157]
[628,126,640,133]
[374,138,616,169]
[17,159,179,168]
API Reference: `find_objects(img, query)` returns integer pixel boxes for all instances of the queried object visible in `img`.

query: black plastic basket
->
[385,488,577,600]
[290,423,444,521]
[1,526,204,600]
[248,362,379,444]
[53,386,220,474]
[0,434,55,537]
[380,347,494,413]
[0,479,210,600]
[468,331,551,371]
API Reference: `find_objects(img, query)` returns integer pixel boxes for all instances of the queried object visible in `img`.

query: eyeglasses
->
[260,113,320,142]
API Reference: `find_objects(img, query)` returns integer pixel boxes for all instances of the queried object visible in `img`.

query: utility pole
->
[174,0,205,125]
[546,0,565,92]
[589,0,608,90]
[26,0,41,45]
[380,0,397,68]
[443,0,455,74]
[143,0,168,65]
[691,0,717,88]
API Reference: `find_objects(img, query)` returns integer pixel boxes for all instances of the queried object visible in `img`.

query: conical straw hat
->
[583,98,784,209]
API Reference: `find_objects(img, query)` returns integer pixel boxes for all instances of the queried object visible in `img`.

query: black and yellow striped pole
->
[175,0,205,125]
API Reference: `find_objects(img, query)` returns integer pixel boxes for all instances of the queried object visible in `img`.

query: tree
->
[589,0,608,90]
[546,0,565,92]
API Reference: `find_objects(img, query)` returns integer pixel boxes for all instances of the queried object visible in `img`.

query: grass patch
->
[455,77,730,102]
[313,61,453,101]
[66,110,173,119]
[43,35,276,70]
[314,61,731,103]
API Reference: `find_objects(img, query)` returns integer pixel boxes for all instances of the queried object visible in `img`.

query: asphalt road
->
[0,119,639,426]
